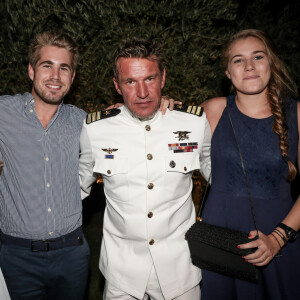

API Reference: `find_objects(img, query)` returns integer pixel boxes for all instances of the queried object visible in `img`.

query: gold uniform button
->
[184,166,187,171]
[149,239,155,245]
[148,212,153,218]
[145,125,151,131]
[148,183,154,189]
[107,170,111,174]
[147,154,153,160]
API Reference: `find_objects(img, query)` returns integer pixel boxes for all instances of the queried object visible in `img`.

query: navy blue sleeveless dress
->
[201,95,300,300]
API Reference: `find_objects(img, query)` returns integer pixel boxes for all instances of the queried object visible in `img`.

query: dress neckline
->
[229,95,273,121]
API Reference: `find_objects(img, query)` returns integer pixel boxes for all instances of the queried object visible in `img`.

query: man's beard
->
[33,84,66,105]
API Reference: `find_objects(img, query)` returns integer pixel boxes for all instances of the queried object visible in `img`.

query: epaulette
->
[173,104,203,117]
[86,108,121,124]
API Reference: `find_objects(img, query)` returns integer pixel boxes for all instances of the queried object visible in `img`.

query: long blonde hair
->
[222,29,297,180]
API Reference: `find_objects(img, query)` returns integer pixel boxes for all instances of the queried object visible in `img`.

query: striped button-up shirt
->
[0,92,86,239]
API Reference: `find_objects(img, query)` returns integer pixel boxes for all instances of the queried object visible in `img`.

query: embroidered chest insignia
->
[173,131,191,141]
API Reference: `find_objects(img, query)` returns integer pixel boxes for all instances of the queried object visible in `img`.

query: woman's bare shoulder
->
[201,97,227,134]
[201,97,227,112]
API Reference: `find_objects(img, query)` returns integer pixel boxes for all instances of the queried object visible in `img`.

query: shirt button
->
[29,109,33,113]
[184,166,187,171]
[145,125,151,131]
[44,132,48,135]
[45,157,49,161]
[49,232,53,236]
[148,183,154,189]
[169,160,176,168]
[149,239,155,245]
[147,154,153,160]
[107,170,111,175]
[46,183,50,187]
[48,208,51,212]
[148,212,153,218]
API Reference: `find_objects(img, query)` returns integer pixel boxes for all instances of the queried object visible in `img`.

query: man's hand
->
[159,95,182,115]
[105,103,124,110]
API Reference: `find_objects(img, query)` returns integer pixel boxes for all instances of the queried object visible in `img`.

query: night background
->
[0,0,299,299]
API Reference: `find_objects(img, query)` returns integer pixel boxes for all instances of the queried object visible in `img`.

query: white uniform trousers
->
[103,265,200,300]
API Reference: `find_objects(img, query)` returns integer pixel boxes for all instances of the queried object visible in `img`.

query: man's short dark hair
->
[113,37,165,80]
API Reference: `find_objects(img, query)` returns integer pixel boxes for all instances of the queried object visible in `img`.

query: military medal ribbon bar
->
[168,142,198,153]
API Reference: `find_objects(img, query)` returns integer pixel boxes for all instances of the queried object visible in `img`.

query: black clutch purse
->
[186,221,259,282]
[186,107,259,283]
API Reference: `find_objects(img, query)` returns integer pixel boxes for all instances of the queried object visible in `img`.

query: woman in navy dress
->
[201,29,300,299]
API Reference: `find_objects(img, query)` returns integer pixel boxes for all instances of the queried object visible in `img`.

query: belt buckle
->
[31,240,50,252]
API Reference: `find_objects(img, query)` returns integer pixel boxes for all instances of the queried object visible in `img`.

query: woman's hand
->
[159,95,182,115]
[238,230,283,267]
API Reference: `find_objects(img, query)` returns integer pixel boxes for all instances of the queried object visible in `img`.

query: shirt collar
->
[23,92,64,129]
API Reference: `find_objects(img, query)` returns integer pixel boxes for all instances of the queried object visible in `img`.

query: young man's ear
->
[28,64,34,81]
[113,78,122,95]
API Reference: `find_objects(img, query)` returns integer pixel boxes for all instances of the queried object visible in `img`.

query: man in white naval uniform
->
[79,38,211,300]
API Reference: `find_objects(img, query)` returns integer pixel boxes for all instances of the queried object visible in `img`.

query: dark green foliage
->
[0,1,299,108]
[0,0,240,111]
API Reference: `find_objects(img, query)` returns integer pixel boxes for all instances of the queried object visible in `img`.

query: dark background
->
[1,0,300,110]
[0,1,299,299]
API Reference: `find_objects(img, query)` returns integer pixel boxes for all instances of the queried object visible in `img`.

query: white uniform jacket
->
[79,106,211,299]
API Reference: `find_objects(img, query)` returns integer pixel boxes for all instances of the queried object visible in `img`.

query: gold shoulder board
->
[86,108,121,124]
[173,104,203,117]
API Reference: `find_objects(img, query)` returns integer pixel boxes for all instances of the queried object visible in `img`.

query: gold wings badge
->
[102,148,118,159]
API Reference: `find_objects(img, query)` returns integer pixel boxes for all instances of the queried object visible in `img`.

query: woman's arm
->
[201,97,226,135]
[240,101,300,266]
[280,101,300,230]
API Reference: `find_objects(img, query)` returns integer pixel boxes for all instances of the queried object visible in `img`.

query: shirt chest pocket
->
[164,153,200,198]
[93,157,130,202]
[165,153,200,174]
[93,157,129,176]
